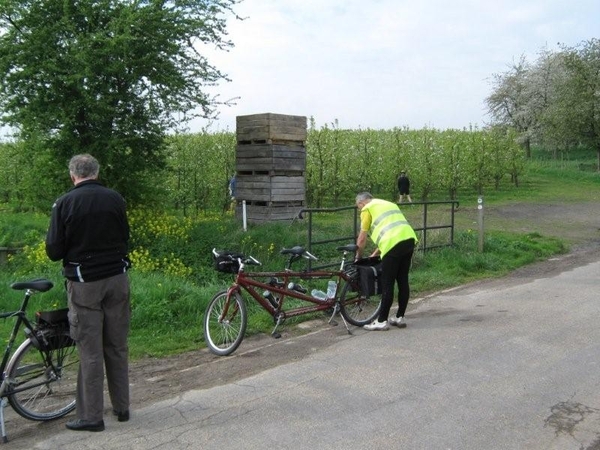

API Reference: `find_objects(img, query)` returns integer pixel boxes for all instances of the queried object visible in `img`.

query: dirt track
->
[4,200,600,447]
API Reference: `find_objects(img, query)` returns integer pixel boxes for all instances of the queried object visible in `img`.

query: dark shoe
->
[113,409,130,422]
[66,419,105,432]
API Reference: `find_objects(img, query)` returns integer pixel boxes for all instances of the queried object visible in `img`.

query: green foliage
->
[0,211,48,247]
[0,125,547,213]
[303,124,525,206]
[0,141,65,210]
[486,39,600,164]
[164,131,237,214]
[0,0,239,204]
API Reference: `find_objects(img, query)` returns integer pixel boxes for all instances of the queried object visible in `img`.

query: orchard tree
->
[0,0,239,204]
[486,40,600,167]
[537,51,580,159]
[559,39,600,170]
[485,56,538,158]
[527,49,570,157]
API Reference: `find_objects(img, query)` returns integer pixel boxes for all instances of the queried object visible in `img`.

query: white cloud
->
[190,0,600,132]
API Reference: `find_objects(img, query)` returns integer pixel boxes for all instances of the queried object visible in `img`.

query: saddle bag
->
[32,308,75,350]
[355,256,383,297]
[213,251,243,273]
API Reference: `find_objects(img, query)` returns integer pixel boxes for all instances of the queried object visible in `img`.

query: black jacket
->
[45,180,130,282]
[397,175,410,193]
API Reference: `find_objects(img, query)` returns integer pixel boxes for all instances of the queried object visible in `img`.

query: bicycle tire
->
[338,280,381,326]
[204,290,247,356]
[6,332,78,421]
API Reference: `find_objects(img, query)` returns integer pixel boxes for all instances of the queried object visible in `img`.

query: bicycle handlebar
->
[246,255,261,266]
[212,248,262,267]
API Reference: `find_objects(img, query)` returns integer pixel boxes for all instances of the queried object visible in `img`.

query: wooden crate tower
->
[235,113,307,223]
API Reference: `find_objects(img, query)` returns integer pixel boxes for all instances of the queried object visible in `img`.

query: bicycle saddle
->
[11,279,54,292]
[336,244,358,252]
[280,246,306,256]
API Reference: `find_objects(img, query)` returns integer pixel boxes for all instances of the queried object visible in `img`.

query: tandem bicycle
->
[203,244,382,356]
[0,279,79,443]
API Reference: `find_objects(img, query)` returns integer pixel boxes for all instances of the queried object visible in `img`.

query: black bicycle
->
[0,279,79,443]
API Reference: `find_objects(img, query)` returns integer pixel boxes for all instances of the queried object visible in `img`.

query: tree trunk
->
[524,138,531,159]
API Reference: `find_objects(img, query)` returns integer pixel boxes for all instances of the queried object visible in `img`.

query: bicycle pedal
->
[271,332,282,339]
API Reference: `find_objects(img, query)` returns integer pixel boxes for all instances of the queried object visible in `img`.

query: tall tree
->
[559,39,600,170]
[0,0,238,203]
[485,56,538,158]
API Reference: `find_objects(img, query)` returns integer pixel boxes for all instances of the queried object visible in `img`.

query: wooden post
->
[477,196,484,252]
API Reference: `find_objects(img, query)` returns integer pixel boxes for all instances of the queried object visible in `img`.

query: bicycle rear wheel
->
[338,280,381,326]
[6,333,78,421]
[204,290,247,356]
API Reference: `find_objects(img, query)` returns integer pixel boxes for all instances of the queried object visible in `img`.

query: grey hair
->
[69,154,100,179]
[355,192,373,203]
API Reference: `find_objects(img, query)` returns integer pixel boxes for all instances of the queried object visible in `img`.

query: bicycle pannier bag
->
[36,308,70,327]
[354,256,382,297]
[33,308,75,350]
[213,251,243,273]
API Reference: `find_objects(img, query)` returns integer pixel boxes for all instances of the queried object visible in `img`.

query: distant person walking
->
[227,174,237,211]
[228,174,236,200]
[355,192,418,331]
[397,171,412,203]
[45,154,131,432]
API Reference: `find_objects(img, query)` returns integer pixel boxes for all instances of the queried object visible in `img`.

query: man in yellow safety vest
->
[355,192,417,330]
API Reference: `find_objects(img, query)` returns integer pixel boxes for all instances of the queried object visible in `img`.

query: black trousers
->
[378,238,415,322]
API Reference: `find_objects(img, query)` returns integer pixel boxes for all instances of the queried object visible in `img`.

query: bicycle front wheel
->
[338,280,381,326]
[204,290,247,356]
[6,333,78,421]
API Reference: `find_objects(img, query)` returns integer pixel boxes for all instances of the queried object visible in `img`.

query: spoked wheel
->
[6,333,78,421]
[203,290,247,356]
[338,281,381,326]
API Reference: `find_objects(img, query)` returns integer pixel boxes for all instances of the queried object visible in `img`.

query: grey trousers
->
[67,273,131,421]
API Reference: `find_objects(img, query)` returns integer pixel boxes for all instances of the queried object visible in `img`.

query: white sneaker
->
[389,316,407,328]
[363,320,389,331]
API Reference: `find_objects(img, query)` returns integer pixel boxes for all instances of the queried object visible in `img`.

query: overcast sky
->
[192,0,598,133]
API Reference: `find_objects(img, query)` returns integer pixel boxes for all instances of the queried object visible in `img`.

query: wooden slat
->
[236,144,306,173]
[236,144,306,158]
[236,113,307,143]
[236,174,304,203]
[240,203,304,223]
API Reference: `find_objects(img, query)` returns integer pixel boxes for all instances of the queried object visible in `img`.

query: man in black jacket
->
[46,154,131,432]
[397,171,412,203]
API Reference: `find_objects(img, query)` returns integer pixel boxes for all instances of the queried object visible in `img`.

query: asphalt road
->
[20,250,600,449]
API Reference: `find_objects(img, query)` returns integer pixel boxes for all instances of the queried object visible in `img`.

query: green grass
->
[0,209,49,247]
[0,152,598,359]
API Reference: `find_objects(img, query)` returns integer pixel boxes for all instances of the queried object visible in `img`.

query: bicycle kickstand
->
[329,304,353,335]
[271,315,284,339]
[0,397,8,443]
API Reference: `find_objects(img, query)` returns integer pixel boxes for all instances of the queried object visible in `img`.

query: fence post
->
[477,196,484,252]
[242,200,247,232]
[422,202,428,251]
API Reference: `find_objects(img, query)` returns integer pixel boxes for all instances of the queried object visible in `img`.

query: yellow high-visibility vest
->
[363,199,417,257]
